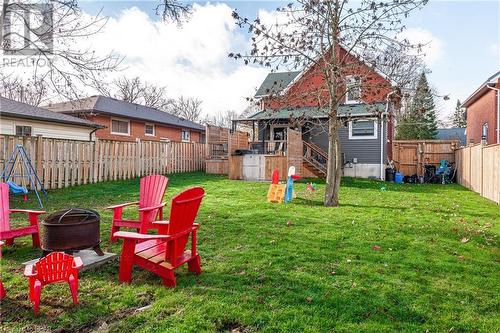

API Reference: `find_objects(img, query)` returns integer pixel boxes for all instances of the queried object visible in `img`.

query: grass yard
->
[1,172,499,332]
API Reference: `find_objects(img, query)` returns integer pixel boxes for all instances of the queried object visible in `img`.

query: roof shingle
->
[0,96,101,128]
[46,96,205,131]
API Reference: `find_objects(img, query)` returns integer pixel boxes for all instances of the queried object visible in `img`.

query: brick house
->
[46,96,205,143]
[462,71,500,145]
[234,45,399,179]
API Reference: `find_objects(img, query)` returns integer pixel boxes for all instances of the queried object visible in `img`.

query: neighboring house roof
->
[244,102,387,120]
[436,128,466,146]
[255,71,301,97]
[0,96,101,128]
[462,71,500,107]
[46,96,205,131]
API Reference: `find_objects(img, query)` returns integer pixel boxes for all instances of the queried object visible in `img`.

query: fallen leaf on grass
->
[351,282,357,288]
[306,297,313,303]
[372,245,381,251]
[286,221,293,227]
[458,255,465,261]
[460,237,469,243]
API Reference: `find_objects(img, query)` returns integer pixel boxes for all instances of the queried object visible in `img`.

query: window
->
[145,123,155,136]
[348,120,377,140]
[15,125,32,136]
[482,123,488,142]
[271,126,287,141]
[111,118,130,135]
[181,130,190,142]
[345,75,362,103]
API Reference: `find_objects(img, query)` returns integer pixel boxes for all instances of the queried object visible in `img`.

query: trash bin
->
[385,168,395,182]
[395,172,403,184]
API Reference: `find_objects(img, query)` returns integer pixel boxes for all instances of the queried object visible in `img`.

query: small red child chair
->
[24,252,83,314]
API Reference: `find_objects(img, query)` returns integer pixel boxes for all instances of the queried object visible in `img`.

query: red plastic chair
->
[24,252,83,314]
[107,175,169,242]
[0,182,45,247]
[114,187,205,287]
[0,241,5,299]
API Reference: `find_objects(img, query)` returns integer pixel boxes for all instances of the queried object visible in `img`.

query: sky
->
[15,1,500,121]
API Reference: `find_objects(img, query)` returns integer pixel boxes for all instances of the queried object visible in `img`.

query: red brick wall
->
[466,89,498,145]
[86,115,203,143]
[263,46,392,110]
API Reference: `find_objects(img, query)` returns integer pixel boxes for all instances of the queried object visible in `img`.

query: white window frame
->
[181,130,190,142]
[15,124,32,136]
[110,117,130,136]
[345,75,362,104]
[348,119,378,140]
[145,123,155,136]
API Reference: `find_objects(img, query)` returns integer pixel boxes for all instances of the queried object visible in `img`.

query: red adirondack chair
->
[24,252,83,314]
[0,182,44,247]
[0,241,5,299]
[114,187,205,287]
[108,175,169,242]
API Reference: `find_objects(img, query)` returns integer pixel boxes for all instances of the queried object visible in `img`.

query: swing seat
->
[7,181,28,195]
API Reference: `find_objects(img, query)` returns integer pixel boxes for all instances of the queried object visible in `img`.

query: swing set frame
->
[1,144,47,208]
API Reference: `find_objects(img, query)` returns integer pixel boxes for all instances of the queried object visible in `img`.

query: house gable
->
[261,45,393,110]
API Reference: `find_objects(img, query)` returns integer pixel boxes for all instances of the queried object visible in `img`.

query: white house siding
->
[0,117,93,141]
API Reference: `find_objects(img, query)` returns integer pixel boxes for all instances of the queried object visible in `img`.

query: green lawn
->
[1,173,499,332]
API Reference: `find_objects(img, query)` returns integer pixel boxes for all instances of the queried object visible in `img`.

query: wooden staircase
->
[303,141,327,178]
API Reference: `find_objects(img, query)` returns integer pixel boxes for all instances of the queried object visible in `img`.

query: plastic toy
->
[284,166,300,203]
[306,183,317,192]
[267,169,286,203]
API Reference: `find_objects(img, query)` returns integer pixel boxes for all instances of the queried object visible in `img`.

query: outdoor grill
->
[41,208,104,256]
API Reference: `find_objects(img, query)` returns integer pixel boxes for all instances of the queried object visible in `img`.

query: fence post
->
[35,135,43,189]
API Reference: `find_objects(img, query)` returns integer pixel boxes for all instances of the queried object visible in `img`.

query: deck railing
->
[249,140,287,155]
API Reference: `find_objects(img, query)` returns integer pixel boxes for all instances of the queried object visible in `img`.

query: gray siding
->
[304,119,387,164]
[256,118,388,164]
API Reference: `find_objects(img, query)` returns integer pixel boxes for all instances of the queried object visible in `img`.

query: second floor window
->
[145,123,155,136]
[111,119,130,135]
[181,130,190,142]
[346,75,362,103]
[16,125,32,136]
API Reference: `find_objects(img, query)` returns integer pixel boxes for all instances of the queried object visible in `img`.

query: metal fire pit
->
[42,208,104,256]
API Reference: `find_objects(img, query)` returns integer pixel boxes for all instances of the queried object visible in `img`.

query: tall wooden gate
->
[392,140,459,176]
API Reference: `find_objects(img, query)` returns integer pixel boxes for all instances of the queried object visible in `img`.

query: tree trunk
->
[324,116,342,207]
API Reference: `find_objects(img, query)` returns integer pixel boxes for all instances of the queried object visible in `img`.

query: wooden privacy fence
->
[455,143,500,204]
[392,140,459,176]
[0,135,205,190]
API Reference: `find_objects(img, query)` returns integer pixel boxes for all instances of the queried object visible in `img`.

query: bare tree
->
[99,75,172,110]
[168,96,202,121]
[111,77,144,104]
[204,110,240,128]
[156,0,191,23]
[0,0,121,101]
[231,0,428,207]
[0,74,48,106]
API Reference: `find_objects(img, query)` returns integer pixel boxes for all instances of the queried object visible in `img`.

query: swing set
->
[1,144,47,208]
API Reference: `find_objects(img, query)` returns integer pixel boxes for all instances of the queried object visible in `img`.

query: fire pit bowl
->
[42,208,104,256]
